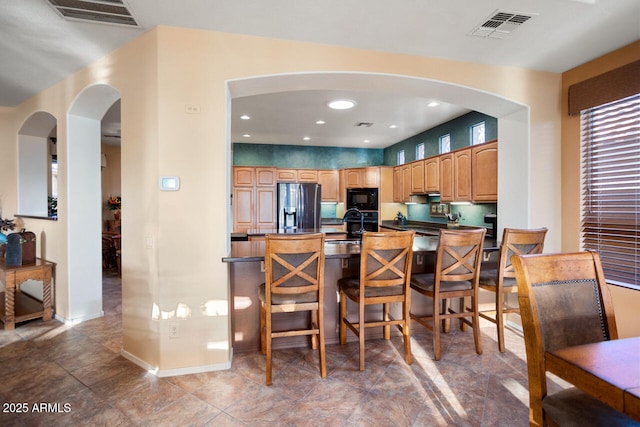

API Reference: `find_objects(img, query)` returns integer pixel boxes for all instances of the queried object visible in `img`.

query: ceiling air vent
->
[46,0,139,27]
[355,122,374,128]
[468,9,535,39]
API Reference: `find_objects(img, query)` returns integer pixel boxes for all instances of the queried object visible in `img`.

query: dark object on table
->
[394,211,407,225]
[5,233,22,266]
[20,230,36,264]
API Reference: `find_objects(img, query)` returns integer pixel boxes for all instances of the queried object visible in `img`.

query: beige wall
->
[1,25,612,373]
[561,41,640,338]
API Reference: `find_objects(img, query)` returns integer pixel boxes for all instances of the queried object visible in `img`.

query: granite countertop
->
[222,235,440,263]
[245,227,346,237]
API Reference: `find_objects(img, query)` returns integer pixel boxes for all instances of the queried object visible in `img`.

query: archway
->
[227,72,531,236]
[17,111,57,218]
[67,84,121,323]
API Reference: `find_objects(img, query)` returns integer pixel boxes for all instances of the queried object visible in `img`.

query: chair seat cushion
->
[258,283,318,305]
[410,273,473,292]
[478,269,517,288]
[543,387,639,426]
[338,276,404,298]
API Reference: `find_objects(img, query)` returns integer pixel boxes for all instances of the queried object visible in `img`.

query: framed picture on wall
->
[430,202,450,218]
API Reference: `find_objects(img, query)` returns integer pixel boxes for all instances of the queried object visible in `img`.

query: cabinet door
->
[233,167,254,187]
[255,167,276,187]
[277,169,297,182]
[363,167,380,187]
[424,157,439,193]
[233,187,254,232]
[379,167,394,203]
[402,164,412,202]
[297,169,318,182]
[318,170,339,202]
[472,141,498,202]
[256,187,276,229]
[345,169,362,188]
[410,161,425,194]
[454,148,472,202]
[439,154,453,202]
[393,166,403,202]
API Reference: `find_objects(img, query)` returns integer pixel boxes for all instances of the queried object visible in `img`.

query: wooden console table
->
[0,258,55,330]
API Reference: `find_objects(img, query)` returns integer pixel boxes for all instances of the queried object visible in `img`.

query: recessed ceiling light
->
[327,99,356,110]
[240,115,250,120]
[363,139,371,143]
[303,136,311,141]
[427,101,440,107]
[315,120,326,125]
[242,134,251,138]
[389,124,398,129]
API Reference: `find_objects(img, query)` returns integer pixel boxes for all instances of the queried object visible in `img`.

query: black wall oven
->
[346,188,379,211]
[345,211,379,238]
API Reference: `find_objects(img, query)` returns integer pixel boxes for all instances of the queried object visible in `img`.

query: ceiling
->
[3,0,639,148]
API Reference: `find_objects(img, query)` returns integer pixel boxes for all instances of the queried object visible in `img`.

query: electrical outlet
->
[169,323,178,339]
[185,104,201,114]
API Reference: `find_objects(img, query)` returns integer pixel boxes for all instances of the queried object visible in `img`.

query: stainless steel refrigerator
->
[277,183,322,230]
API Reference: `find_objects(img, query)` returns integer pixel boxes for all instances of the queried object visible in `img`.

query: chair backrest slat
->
[497,227,548,280]
[435,228,486,285]
[360,231,415,291]
[265,233,325,296]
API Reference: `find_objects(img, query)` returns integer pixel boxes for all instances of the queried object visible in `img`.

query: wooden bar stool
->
[258,233,326,385]
[338,231,415,371]
[410,228,486,361]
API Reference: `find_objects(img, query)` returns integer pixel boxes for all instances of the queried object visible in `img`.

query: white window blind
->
[581,93,640,288]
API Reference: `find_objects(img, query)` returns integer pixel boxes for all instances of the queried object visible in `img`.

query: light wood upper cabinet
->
[344,169,363,188]
[454,148,472,202]
[424,157,439,193]
[411,161,425,194]
[255,167,276,187]
[297,169,318,182]
[393,166,403,202]
[363,167,380,187]
[276,169,297,182]
[439,154,454,202]
[402,164,412,202]
[318,169,339,202]
[233,166,254,187]
[472,141,498,202]
[380,167,394,203]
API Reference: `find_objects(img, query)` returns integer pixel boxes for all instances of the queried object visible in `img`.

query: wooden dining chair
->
[259,233,326,385]
[410,228,486,361]
[513,251,637,427]
[338,230,415,371]
[478,227,547,352]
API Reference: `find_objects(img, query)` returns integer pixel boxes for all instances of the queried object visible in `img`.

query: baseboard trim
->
[55,311,104,326]
[121,349,233,378]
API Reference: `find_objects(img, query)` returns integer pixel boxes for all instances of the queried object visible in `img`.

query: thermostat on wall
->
[159,176,180,191]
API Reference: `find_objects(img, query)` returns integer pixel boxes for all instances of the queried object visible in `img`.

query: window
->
[471,122,485,145]
[581,93,639,288]
[439,134,450,154]
[416,143,425,160]
[397,149,405,165]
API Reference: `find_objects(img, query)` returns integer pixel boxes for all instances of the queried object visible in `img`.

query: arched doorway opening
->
[227,72,531,236]
[67,84,121,323]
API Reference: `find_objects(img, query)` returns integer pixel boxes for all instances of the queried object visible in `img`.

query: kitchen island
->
[223,230,498,353]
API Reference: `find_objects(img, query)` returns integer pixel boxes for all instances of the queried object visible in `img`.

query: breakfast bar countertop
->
[224,235,463,262]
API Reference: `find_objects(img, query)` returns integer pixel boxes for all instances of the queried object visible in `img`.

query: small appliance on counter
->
[394,211,407,225]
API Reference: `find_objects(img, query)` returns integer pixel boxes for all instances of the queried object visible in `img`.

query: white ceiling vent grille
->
[469,9,535,39]
[46,0,139,27]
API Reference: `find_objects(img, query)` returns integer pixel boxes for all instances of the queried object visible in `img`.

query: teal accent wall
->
[383,111,497,165]
[233,143,384,168]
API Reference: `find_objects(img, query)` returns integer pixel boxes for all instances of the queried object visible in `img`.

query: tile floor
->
[0,270,568,426]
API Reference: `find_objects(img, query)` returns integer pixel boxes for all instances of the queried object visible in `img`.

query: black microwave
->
[346,188,379,211]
